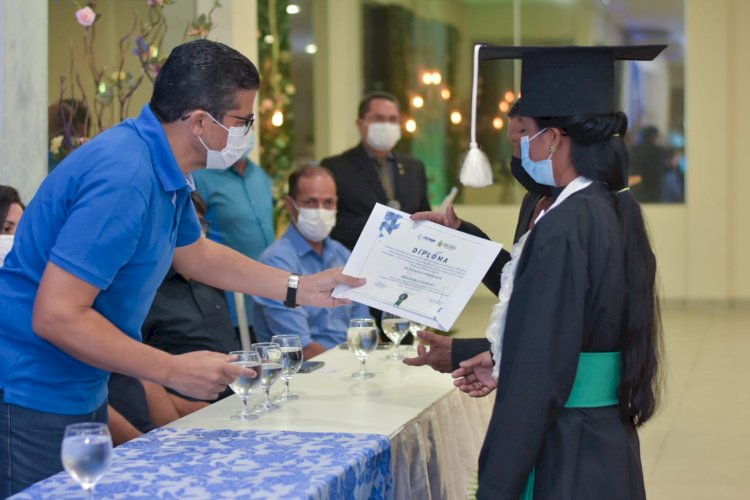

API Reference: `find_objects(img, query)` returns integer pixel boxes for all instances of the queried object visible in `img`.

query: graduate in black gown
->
[438,45,665,499]
[404,102,556,372]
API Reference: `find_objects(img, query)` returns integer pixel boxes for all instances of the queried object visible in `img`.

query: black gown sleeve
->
[477,228,588,499]
[451,338,491,370]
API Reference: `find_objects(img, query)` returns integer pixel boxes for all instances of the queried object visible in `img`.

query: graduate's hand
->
[452,351,497,397]
[411,203,461,230]
[296,268,366,308]
[402,330,452,373]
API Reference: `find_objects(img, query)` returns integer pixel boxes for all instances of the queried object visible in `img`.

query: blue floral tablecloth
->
[14,427,392,499]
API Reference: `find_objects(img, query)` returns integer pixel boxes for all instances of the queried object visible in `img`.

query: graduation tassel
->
[459,43,493,188]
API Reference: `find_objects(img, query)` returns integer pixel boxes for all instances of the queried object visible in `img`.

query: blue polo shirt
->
[192,160,275,327]
[0,104,201,415]
[252,225,369,349]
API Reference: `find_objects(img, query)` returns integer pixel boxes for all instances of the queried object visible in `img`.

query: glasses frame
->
[181,110,256,135]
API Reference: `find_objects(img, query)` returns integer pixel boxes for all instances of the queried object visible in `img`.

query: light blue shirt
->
[193,160,275,327]
[0,104,200,415]
[252,225,369,349]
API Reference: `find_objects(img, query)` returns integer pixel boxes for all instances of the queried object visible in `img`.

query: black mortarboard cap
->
[478,45,666,117]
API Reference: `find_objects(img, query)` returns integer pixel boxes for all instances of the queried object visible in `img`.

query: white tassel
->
[459,44,493,188]
[459,143,493,188]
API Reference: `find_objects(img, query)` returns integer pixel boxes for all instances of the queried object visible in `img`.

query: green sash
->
[520,352,622,500]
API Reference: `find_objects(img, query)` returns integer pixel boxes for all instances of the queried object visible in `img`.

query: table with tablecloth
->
[14,344,495,499]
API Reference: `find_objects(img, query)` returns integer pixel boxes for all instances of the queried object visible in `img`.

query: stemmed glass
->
[271,335,303,402]
[228,350,262,420]
[252,342,283,413]
[61,422,112,499]
[409,321,427,349]
[381,311,411,360]
[347,318,379,379]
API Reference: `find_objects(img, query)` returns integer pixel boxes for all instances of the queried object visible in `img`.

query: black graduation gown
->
[477,182,646,499]
[451,191,545,369]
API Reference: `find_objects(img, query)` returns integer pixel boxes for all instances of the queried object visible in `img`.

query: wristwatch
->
[284,273,300,308]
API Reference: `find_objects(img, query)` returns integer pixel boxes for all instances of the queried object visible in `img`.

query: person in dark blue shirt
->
[0,39,362,496]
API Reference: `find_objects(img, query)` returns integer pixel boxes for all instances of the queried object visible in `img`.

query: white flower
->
[50,135,64,155]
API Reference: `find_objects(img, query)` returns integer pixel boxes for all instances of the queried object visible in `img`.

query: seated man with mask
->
[252,165,369,359]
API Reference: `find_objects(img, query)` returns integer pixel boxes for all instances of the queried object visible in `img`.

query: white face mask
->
[0,234,14,268]
[293,202,337,242]
[196,113,254,170]
[366,122,402,151]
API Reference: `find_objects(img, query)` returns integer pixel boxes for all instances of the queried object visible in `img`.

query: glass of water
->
[228,350,262,420]
[252,342,283,413]
[381,311,411,360]
[347,317,379,379]
[271,335,304,402]
[61,422,112,498]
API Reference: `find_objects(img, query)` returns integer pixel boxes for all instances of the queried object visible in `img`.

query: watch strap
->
[284,273,300,308]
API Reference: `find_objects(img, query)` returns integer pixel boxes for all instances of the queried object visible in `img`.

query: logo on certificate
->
[394,293,408,306]
[379,211,404,238]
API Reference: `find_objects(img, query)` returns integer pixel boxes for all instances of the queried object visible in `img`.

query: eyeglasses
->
[223,112,256,135]
[181,111,255,135]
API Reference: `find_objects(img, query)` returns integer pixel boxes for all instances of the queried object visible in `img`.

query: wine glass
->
[228,350,262,420]
[408,321,427,349]
[347,318,379,379]
[61,422,112,499]
[381,311,411,360]
[271,334,304,402]
[252,342,283,413]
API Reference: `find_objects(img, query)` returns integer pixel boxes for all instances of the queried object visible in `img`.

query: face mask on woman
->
[0,234,14,268]
[293,203,337,242]
[196,113,254,170]
[520,128,557,187]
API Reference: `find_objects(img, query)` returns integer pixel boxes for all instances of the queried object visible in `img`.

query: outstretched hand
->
[411,203,461,230]
[297,268,366,308]
[402,330,453,373]
[452,351,497,397]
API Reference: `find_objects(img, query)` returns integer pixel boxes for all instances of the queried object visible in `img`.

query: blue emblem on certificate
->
[379,211,403,238]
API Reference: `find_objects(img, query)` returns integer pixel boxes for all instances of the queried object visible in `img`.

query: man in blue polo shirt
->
[0,40,362,495]
[253,166,369,359]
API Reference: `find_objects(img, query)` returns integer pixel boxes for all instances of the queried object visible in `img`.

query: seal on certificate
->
[394,293,408,306]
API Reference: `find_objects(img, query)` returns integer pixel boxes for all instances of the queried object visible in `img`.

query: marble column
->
[0,0,48,203]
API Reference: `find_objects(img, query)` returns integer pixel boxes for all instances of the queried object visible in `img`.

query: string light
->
[271,110,284,127]
[431,71,442,85]
[405,119,417,133]
[412,95,424,108]
[286,4,301,14]
[421,72,433,85]
[493,117,504,130]
[440,88,451,100]
[450,111,462,125]
[499,101,510,113]
[504,90,515,102]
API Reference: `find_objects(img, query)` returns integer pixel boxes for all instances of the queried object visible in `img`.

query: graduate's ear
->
[548,127,565,153]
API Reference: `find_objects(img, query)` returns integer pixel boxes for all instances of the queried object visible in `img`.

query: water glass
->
[381,311,411,360]
[228,350,262,420]
[252,342,283,413]
[347,318,379,379]
[61,422,112,498]
[272,334,303,402]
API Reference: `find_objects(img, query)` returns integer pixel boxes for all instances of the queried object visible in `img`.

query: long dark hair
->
[0,185,25,226]
[537,112,662,427]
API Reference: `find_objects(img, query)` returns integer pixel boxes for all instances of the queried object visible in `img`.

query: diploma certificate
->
[333,203,502,330]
